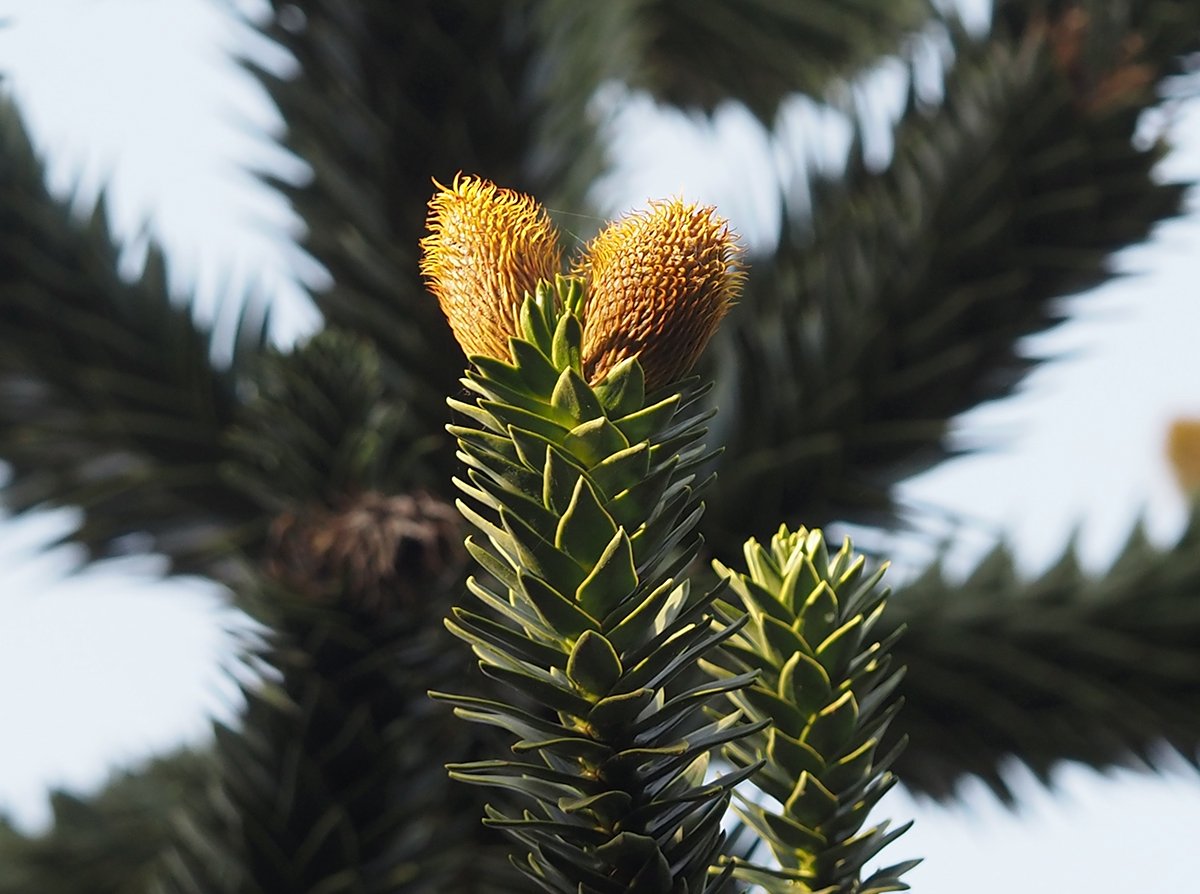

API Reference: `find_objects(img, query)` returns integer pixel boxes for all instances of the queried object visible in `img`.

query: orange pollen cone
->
[575,197,744,390]
[419,174,562,361]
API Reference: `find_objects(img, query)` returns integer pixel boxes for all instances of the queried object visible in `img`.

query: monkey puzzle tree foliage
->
[2,0,1200,891]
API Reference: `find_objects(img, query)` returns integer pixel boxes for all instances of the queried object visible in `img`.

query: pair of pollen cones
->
[420,174,745,392]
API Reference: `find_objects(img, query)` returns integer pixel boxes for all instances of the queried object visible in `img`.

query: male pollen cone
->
[420,174,562,361]
[577,198,744,391]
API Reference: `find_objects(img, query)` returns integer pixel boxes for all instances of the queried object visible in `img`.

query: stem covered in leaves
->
[432,281,760,893]
[710,526,916,893]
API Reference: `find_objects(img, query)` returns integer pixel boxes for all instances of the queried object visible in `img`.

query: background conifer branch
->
[888,506,1200,801]
[0,99,263,575]
[705,4,1198,546]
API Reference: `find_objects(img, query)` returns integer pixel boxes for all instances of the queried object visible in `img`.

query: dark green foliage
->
[224,328,437,515]
[995,0,1200,72]
[0,750,213,894]
[705,9,1193,548]
[631,0,933,119]
[0,99,263,575]
[890,506,1200,802]
[146,328,514,893]
[3,0,1200,890]
[710,528,914,893]
[437,284,757,893]
[153,584,515,894]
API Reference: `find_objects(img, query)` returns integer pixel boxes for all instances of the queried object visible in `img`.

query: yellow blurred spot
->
[1167,418,1200,494]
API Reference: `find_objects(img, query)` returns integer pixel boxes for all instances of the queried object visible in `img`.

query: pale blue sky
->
[1,1,1199,891]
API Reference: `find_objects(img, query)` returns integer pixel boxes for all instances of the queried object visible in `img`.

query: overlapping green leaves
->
[709,526,914,893]
[434,279,758,893]
[151,579,512,894]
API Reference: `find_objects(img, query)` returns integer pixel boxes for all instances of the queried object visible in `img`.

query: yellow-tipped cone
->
[420,174,562,361]
[576,198,744,390]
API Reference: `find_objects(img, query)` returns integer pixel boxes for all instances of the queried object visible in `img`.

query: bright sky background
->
[2,0,1200,891]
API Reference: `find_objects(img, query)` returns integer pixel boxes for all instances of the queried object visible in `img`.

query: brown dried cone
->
[420,174,563,361]
[576,197,745,390]
[266,491,465,614]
